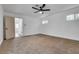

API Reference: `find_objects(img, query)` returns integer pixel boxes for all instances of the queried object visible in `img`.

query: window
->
[75,13,79,20]
[66,13,79,21]
[42,20,48,24]
[66,14,74,21]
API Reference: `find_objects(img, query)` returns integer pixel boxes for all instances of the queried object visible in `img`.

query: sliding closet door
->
[4,16,15,40]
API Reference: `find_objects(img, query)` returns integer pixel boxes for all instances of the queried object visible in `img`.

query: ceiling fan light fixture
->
[39,11,43,14]
[39,11,44,14]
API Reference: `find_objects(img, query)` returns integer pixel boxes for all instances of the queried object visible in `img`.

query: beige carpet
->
[0,34,79,54]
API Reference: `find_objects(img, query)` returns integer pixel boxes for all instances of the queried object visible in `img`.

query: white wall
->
[40,6,79,41]
[0,5,3,45]
[3,6,79,41]
[23,16,40,36]
[4,12,23,18]
[3,12,41,36]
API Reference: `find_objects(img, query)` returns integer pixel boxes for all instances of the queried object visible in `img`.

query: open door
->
[4,16,15,40]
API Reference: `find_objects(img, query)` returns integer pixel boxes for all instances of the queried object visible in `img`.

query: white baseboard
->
[41,33,79,41]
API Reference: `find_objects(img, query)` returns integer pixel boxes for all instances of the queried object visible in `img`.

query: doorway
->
[3,16,23,40]
[15,17,23,37]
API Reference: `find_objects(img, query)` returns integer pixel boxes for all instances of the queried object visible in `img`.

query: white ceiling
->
[2,4,79,18]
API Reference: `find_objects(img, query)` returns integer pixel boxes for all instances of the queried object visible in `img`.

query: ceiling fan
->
[32,4,50,14]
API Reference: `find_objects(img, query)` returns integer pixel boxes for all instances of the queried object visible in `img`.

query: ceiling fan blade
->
[42,9,50,11]
[41,4,45,8]
[32,7,40,10]
[34,10,40,13]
